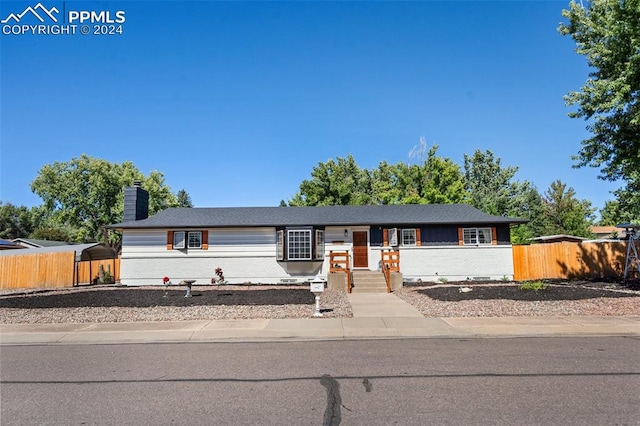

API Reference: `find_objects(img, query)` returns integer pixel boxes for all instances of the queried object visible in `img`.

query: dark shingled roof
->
[109,204,527,229]
[12,238,72,248]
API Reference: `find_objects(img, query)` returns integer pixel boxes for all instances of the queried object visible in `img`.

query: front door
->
[353,231,369,268]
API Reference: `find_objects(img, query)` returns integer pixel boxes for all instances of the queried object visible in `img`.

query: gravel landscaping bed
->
[395,281,640,317]
[0,285,352,324]
[0,281,638,324]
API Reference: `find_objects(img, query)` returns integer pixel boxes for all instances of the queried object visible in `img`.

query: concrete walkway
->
[347,293,424,317]
[1,293,639,345]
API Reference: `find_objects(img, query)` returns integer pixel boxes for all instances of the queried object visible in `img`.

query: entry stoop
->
[351,270,388,293]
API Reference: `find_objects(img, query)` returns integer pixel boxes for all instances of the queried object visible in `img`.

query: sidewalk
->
[1,293,639,345]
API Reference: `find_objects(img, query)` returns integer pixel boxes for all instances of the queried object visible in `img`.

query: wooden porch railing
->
[329,251,352,293]
[381,250,400,293]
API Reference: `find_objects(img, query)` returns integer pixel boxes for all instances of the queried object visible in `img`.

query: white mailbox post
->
[310,281,325,317]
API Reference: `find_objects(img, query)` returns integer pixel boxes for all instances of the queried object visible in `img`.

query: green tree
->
[289,147,466,206]
[542,180,596,237]
[371,161,401,205]
[558,0,640,183]
[30,154,179,246]
[463,149,549,243]
[420,146,466,204]
[26,205,80,242]
[31,227,73,242]
[598,179,640,224]
[289,154,375,206]
[463,149,527,216]
[176,189,194,208]
[373,156,465,205]
[509,186,549,244]
[399,138,466,204]
[0,202,34,240]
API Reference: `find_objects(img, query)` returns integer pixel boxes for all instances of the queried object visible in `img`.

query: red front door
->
[353,231,369,268]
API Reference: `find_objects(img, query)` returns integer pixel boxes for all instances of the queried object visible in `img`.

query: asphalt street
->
[1,337,639,425]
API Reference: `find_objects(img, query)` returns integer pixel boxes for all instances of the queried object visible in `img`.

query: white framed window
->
[172,231,202,249]
[402,229,416,246]
[462,227,492,245]
[314,229,325,260]
[287,229,312,260]
[388,228,398,246]
[173,231,186,249]
[276,228,324,261]
[187,231,202,249]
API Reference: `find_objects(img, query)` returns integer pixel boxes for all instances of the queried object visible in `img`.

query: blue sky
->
[0,0,620,214]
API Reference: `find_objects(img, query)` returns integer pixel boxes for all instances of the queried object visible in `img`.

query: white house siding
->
[120,228,325,285]
[320,226,379,274]
[322,226,351,276]
[120,228,515,285]
[396,245,515,282]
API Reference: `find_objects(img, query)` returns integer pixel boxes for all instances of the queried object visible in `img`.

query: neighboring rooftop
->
[0,239,25,250]
[529,235,589,244]
[0,243,116,261]
[109,204,527,229]
[12,238,72,248]
[589,226,627,239]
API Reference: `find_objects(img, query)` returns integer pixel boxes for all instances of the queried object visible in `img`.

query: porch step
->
[351,270,388,294]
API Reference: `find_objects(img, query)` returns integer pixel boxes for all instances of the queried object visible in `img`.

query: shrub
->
[519,281,547,291]
[211,267,227,284]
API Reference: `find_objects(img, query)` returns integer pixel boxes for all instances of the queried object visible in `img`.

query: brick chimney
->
[123,181,149,222]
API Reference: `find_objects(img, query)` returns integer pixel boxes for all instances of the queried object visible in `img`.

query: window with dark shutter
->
[276,230,284,261]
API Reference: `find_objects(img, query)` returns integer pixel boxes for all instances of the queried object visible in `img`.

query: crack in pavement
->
[320,374,342,425]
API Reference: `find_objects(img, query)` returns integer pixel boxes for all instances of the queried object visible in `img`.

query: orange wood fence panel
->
[0,252,75,289]
[513,241,629,281]
[329,251,352,293]
[380,250,400,272]
[75,258,120,284]
[0,253,121,289]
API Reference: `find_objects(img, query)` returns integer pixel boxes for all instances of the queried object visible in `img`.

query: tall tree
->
[289,154,375,206]
[542,180,596,237]
[599,179,640,224]
[509,186,549,244]
[290,147,466,207]
[598,200,625,226]
[402,138,466,204]
[26,205,79,242]
[30,154,179,246]
[0,202,34,240]
[463,149,548,243]
[371,161,401,205]
[176,189,194,208]
[463,149,526,216]
[373,154,465,205]
[31,227,74,242]
[558,0,640,189]
[420,146,467,204]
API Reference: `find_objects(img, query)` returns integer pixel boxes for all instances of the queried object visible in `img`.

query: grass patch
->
[519,281,548,292]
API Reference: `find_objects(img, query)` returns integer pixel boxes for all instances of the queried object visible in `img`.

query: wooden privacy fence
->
[0,252,120,290]
[513,241,630,281]
[0,252,75,289]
